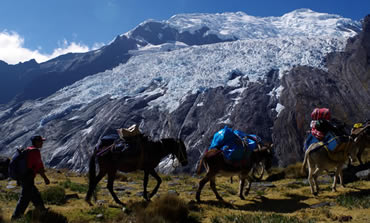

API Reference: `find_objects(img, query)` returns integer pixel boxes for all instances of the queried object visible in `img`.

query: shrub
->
[136,194,190,223]
[24,209,68,223]
[41,186,66,205]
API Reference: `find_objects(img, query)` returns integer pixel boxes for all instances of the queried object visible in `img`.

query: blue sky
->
[0,0,369,64]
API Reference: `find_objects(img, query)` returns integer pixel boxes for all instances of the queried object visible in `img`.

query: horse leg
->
[85,170,106,206]
[107,170,125,206]
[312,168,321,193]
[148,169,162,199]
[210,176,223,201]
[332,167,340,192]
[239,177,245,200]
[244,176,252,197]
[357,148,363,165]
[308,165,317,196]
[196,174,210,202]
[143,170,150,201]
[339,168,345,188]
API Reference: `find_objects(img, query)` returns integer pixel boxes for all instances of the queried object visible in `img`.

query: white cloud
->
[0,30,105,65]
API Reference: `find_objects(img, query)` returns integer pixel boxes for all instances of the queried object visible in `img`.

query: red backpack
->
[311,108,331,120]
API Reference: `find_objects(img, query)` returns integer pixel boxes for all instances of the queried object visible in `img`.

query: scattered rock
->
[167,190,179,196]
[136,191,144,197]
[251,182,275,188]
[96,214,103,219]
[115,186,135,191]
[167,182,181,186]
[355,169,370,180]
[96,200,107,205]
[310,202,336,209]
[6,185,16,189]
[338,215,352,222]
[65,193,79,200]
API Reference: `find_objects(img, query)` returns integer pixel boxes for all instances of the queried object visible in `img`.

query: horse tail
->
[301,150,309,174]
[86,150,97,203]
[89,151,96,184]
[196,156,205,175]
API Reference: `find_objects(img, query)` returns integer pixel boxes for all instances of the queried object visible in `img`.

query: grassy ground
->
[0,153,369,223]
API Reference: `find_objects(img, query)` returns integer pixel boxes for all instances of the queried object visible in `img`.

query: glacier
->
[13,9,360,136]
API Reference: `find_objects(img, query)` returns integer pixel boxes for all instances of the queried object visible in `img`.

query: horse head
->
[175,139,188,166]
[254,143,274,171]
[162,138,188,166]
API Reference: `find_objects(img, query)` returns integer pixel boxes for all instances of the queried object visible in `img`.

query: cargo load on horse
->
[95,124,142,157]
[208,126,262,167]
[303,108,347,154]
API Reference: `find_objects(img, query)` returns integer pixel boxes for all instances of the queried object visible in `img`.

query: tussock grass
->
[161,175,173,181]
[283,162,306,179]
[211,213,316,223]
[41,186,66,205]
[133,194,194,223]
[0,190,19,202]
[24,209,68,223]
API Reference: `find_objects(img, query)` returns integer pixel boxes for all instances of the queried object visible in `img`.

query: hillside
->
[1,158,369,222]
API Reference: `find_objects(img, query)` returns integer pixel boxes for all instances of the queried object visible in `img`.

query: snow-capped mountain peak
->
[125,8,360,44]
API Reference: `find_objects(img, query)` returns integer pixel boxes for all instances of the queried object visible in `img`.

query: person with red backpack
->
[11,135,50,220]
[304,108,336,151]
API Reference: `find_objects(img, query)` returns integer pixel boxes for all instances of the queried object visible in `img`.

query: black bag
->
[8,148,29,181]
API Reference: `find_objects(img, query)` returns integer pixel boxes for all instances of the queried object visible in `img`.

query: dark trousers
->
[11,175,45,220]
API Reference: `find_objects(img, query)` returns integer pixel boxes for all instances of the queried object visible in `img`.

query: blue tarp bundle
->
[209,126,260,162]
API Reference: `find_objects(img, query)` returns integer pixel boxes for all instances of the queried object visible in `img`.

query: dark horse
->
[85,135,188,206]
[195,144,273,202]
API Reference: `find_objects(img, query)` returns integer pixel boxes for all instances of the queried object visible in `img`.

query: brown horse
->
[301,136,358,195]
[195,144,273,202]
[85,135,188,206]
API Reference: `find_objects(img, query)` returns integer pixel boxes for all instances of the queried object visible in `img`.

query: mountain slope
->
[0,10,367,172]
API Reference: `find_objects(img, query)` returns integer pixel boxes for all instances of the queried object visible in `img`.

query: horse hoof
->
[239,196,245,200]
[313,192,318,196]
[216,197,224,201]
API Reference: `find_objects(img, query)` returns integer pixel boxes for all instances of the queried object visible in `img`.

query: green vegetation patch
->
[59,178,89,193]
[336,191,370,209]
[41,186,66,205]
[0,189,19,201]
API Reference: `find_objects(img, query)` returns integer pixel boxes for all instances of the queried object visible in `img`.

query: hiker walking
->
[11,135,50,220]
